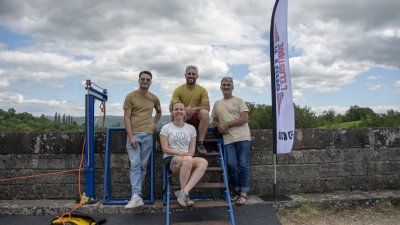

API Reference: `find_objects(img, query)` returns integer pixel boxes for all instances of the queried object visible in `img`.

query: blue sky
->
[0,0,399,117]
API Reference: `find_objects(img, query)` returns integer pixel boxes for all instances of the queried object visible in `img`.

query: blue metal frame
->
[84,80,107,199]
[163,128,235,225]
[103,127,155,205]
[218,141,235,225]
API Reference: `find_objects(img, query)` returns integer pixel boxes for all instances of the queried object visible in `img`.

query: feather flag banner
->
[270,0,295,154]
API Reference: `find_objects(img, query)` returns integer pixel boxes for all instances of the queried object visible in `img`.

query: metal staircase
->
[163,128,235,225]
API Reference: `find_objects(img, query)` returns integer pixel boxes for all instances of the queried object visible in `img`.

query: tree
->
[8,108,16,117]
[294,105,319,128]
[246,102,273,129]
[54,112,58,123]
[343,105,376,122]
[319,109,340,125]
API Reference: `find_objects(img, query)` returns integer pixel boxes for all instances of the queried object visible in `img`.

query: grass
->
[319,120,362,128]
[277,201,320,221]
[377,201,397,214]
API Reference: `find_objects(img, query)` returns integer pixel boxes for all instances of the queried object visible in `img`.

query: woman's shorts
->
[162,156,174,173]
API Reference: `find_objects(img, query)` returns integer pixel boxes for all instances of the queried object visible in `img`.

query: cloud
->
[367,75,382,80]
[395,80,400,92]
[368,84,382,91]
[0,0,399,116]
[0,93,83,116]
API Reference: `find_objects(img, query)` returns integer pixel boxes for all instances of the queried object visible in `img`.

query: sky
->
[0,0,399,117]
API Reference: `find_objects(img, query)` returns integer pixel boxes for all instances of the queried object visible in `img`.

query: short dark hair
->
[139,70,152,79]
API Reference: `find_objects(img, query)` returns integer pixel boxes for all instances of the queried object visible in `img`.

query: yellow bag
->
[51,212,106,225]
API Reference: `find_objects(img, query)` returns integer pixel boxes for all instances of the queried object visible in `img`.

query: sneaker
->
[175,190,194,207]
[196,143,207,155]
[184,195,194,207]
[125,195,144,209]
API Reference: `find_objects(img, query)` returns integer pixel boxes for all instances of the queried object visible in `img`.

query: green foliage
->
[359,109,400,128]
[343,105,376,122]
[2,104,400,132]
[246,103,400,129]
[0,108,85,132]
[246,102,273,129]
[294,104,319,128]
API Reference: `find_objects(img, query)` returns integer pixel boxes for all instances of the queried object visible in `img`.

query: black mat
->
[0,203,282,225]
[259,194,293,202]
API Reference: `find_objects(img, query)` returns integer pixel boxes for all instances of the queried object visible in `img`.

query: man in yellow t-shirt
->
[170,65,209,155]
[123,70,162,209]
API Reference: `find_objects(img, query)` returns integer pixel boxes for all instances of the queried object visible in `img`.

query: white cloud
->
[368,84,382,91]
[395,80,400,92]
[367,75,382,80]
[0,0,399,116]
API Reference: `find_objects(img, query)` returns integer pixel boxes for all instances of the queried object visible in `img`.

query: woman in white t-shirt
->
[160,102,208,207]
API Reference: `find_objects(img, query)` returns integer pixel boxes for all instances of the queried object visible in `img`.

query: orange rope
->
[55,138,86,225]
[0,168,82,183]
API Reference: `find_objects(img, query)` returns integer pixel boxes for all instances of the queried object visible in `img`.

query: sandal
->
[236,194,247,205]
[231,193,240,202]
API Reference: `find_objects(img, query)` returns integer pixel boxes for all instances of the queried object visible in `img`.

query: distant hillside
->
[48,115,172,128]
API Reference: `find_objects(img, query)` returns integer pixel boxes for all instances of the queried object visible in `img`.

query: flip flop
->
[231,193,241,202]
[236,194,247,205]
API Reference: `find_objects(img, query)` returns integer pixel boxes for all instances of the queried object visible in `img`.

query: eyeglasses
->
[185,65,198,71]
[140,77,151,82]
[221,83,232,87]
[186,72,197,76]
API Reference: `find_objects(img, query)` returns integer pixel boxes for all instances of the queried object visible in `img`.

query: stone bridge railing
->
[0,128,399,200]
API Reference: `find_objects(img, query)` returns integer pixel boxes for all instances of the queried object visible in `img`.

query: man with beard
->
[170,65,210,155]
[123,70,162,209]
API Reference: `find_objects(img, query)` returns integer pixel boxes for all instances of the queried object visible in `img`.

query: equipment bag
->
[51,212,106,225]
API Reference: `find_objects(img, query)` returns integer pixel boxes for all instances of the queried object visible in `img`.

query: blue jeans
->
[126,133,153,196]
[224,140,251,193]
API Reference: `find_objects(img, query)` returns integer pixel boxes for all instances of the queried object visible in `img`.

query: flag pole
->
[269,0,280,201]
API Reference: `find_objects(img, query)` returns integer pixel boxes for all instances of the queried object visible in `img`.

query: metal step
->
[202,138,219,143]
[207,166,222,172]
[171,182,226,190]
[172,220,230,225]
[170,199,228,209]
[194,151,220,157]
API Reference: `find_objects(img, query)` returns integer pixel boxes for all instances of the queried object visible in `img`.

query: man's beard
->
[186,78,196,85]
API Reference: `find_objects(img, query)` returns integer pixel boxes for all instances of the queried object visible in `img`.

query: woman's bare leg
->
[183,157,208,193]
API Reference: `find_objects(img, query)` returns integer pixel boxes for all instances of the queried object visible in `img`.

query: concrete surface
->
[1,190,399,216]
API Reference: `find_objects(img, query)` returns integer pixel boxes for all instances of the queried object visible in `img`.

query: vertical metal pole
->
[273,153,277,200]
[85,93,95,199]
[150,134,155,204]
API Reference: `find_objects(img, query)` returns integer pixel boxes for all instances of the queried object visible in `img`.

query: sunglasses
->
[140,77,151,82]
[186,65,198,71]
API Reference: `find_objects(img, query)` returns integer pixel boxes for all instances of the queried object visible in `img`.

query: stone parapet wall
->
[0,128,399,200]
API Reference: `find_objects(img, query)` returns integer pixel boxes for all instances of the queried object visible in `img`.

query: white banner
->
[271,0,295,153]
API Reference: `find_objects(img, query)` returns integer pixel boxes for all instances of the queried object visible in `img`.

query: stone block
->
[334,128,372,148]
[366,161,400,176]
[319,163,345,178]
[293,129,334,150]
[374,128,400,147]
[343,162,367,176]
[276,164,320,179]
[318,177,344,192]
[250,130,273,151]
[0,185,12,199]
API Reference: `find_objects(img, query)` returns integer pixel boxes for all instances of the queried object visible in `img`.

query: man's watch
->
[227,122,231,127]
